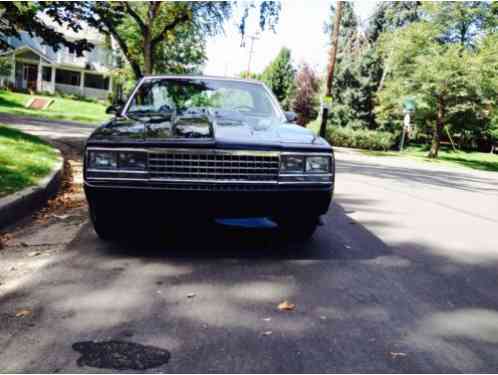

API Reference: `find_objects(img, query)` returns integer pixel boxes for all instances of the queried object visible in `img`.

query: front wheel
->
[274,216,319,241]
[88,201,119,241]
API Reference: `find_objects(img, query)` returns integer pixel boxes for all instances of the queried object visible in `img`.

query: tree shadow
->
[0,96,24,109]
[2,197,498,372]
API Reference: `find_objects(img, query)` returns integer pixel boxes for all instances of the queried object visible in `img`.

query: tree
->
[0,2,92,55]
[367,1,422,43]
[423,1,495,48]
[377,23,498,158]
[291,64,321,126]
[62,1,280,80]
[113,6,207,76]
[238,71,261,80]
[261,47,295,110]
[324,2,383,130]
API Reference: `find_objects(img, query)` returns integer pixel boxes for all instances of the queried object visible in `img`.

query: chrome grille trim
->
[147,149,280,182]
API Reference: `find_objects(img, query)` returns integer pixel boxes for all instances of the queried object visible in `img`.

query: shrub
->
[326,126,396,151]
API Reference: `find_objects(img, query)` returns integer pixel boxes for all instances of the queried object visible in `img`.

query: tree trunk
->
[143,31,153,76]
[428,97,445,159]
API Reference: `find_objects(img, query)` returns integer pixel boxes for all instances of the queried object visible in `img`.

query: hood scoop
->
[146,112,214,140]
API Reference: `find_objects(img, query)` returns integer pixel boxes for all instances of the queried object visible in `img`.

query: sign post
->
[400,98,416,152]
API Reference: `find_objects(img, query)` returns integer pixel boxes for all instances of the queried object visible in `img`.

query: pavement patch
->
[72,340,170,370]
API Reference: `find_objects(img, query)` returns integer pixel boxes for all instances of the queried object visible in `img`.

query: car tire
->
[275,216,319,241]
[88,201,118,241]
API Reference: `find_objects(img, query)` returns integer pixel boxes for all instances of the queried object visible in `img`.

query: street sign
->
[403,97,416,113]
[404,113,411,130]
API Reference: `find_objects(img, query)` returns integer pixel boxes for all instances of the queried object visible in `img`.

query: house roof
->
[11,45,54,64]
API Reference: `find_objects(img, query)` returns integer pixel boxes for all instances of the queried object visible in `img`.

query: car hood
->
[88,113,327,149]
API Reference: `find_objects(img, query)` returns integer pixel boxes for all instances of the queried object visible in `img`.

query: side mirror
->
[106,104,123,115]
[284,111,298,123]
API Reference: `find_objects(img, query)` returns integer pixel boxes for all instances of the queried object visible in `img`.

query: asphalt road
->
[1,117,498,373]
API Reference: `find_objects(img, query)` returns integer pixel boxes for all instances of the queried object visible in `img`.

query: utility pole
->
[319,1,343,138]
[246,33,260,75]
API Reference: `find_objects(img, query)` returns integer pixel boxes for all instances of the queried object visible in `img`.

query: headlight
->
[280,155,330,174]
[87,150,146,170]
[306,156,330,173]
[118,152,146,170]
[88,151,117,169]
[280,155,305,173]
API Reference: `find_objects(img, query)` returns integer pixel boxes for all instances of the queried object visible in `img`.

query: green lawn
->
[0,90,110,124]
[0,125,60,198]
[361,145,498,172]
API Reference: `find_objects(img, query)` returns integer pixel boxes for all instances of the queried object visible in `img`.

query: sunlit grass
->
[361,145,498,172]
[0,90,110,124]
[0,125,60,197]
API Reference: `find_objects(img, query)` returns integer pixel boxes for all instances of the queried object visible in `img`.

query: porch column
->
[108,75,113,94]
[36,62,42,92]
[10,53,15,85]
[51,66,56,94]
[80,71,85,96]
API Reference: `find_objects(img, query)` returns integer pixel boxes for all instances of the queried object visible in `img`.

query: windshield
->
[126,78,282,122]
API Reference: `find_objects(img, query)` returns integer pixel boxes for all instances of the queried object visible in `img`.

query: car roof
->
[141,75,263,85]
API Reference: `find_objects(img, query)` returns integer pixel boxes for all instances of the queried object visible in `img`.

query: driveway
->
[1,118,498,372]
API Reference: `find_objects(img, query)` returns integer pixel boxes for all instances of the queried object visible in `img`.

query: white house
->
[0,20,116,100]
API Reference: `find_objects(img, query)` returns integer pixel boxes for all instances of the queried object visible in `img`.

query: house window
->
[42,66,52,82]
[55,69,81,86]
[84,73,110,90]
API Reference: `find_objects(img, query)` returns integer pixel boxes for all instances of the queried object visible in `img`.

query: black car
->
[83,76,335,240]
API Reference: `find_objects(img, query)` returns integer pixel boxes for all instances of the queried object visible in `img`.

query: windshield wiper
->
[126,110,171,120]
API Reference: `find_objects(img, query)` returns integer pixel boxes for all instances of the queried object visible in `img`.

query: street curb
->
[0,150,64,231]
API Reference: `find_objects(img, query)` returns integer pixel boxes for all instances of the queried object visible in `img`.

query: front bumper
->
[84,181,333,218]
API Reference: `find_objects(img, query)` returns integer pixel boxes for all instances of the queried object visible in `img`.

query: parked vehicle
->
[83,76,335,240]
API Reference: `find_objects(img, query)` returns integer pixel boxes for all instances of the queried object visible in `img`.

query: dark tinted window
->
[85,73,110,90]
[55,69,81,86]
[42,66,51,82]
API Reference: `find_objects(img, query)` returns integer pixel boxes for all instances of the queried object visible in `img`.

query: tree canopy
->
[260,47,295,110]
[291,63,321,126]
[57,1,281,80]
[377,3,498,157]
[0,2,92,55]
[322,1,497,156]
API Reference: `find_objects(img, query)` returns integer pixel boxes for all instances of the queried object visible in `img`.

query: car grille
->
[148,150,280,182]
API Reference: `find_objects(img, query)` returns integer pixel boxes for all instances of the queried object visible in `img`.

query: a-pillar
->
[80,71,85,96]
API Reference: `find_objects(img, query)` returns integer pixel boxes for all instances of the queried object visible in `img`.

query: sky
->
[204,0,378,77]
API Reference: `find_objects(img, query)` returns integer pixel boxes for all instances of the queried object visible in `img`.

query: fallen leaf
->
[262,317,271,322]
[320,315,327,320]
[28,251,41,257]
[187,293,196,298]
[15,308,32,317]
[389,352,407,359]
[278,301,296,311]
[261,331,273,336]
[53,214,69,220]
[20,242,29,248]
[0,233,12,250]
[344,245,352,249]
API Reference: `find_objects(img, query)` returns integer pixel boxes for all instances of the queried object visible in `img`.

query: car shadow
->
[97,201,393,261]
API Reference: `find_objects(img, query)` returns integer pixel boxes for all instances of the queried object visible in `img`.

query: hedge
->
[326,126,396,151]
